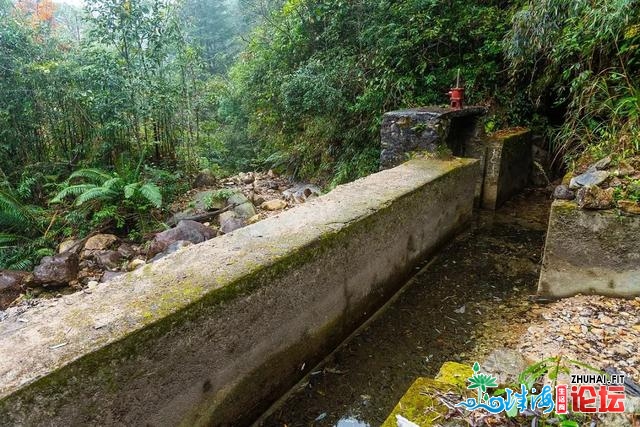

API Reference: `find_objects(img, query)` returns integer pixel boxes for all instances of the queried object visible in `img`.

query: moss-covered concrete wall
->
[537,200,640,299]
[0,158,479,426]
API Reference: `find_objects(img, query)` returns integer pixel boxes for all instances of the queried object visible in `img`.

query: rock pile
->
[553,155,640,214]
[1,169,324,310]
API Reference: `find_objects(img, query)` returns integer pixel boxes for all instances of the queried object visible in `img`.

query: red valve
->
[448,87,464,110]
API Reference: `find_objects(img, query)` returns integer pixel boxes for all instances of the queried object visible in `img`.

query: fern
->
[138,183,162,208]
[0,188,39,234]
[102,177,123,190]
[0,232,23,246]
[75,186,117,206]
[50,184,96,204]
[69,168,112,183]
[124,182,139,199]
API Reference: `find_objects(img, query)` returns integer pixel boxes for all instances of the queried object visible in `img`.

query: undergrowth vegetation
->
[1,0,639,270]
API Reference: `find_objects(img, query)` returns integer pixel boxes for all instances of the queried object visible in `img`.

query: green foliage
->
[0,185,56,270]
[216,0,514,184]
[506,0,640,162]
[51,167,163,233]
[495,355,602,425]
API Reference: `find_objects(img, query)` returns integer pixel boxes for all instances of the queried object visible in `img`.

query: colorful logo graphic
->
[456,362,626,415]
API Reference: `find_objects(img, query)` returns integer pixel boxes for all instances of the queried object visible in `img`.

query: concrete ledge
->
[380,106,486,169]
[538,200,640,299]
[0,158,479,426]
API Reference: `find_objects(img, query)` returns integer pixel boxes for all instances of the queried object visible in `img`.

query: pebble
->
[516,295,640,384]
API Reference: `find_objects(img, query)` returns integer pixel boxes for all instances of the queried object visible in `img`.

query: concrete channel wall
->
[537,200,640,299]
[0,158,479,427]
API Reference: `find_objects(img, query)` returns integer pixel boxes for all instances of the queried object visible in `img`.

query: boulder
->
[227,192,257,219]
[32,252,79,288]
[191,190,224,212]
[553,184,575,200]
[569,170,610,189]
[83,234,119,252]
[0,270,29,309]
[193,169,216,188]
[220,217,245,234]
[100,271,124,283]
[576,185,615,209]
[261,199,287,211]
[147,220,215,258]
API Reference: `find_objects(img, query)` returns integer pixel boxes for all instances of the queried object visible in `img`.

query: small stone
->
[240,172,255,184]
[569,170,610,189]
[591,156,612,170]
[247,214,262,225]
[576,185,615,209]
[83,234,119,252]
[117,243,136,259]
[600,315,614,325]
[57,239,78,254]
[261,199,287,211]
[127,259,146,271]
[617,200,640,215]
[553,184,575,200]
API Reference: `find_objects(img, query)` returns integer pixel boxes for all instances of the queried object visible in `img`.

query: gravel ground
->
[517,294,640,384]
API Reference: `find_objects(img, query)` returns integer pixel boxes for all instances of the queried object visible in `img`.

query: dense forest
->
[0,0,639,270]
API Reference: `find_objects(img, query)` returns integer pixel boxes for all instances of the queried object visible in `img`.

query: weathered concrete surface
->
[0,158,479,427]
[380,106,486,169]
[480,128,532,210]
[538,200,640,299]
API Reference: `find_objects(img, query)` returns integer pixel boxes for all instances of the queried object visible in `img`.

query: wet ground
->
[258,188,552,427]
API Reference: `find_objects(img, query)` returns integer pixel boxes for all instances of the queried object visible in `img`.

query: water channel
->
[258,188,551,427]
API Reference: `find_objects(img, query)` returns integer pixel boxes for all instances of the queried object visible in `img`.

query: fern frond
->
[138,183,162,208]
[124,182,139,199]
[50,184,97,204]
[69,168,112,184]
[0,189,37,231]
[75,187,117,206]
[0,233,23,246]
[102,177,124,191]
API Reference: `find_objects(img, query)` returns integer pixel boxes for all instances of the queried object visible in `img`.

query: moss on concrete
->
[0,158,479,426]
[435,362,474,388]
[381,378,459,427]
